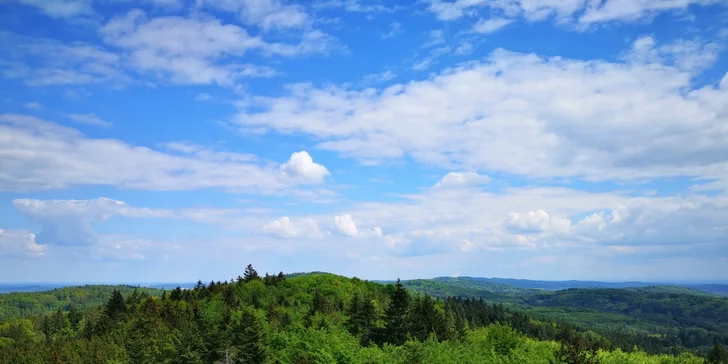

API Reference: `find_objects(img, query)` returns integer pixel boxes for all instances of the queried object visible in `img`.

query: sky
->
[0,0,727,284]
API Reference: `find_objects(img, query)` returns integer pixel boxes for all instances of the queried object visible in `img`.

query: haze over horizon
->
[1,0,727,284]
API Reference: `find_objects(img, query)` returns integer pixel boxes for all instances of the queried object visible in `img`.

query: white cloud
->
[263,216,322,238]
[13,197,171,246]
[23,102,43,109]
[235,42,728,186]
[363,70,396,84]
[435,172,490,187]
[314,0,398,13]
[67,113,113,127]
[0,114,330,192]
[382,22,402,39]
[427,0,724,29]
[334,214,359,236]
[503,209,571,234]
[280,151,330,184]
[579,0,719,26]
[202,0,310,30]
[424,30,445,47]
[98,10,333,86]
[16,0,94,19]
[195,92,212,101]
[0,32,129,86]
[473,17,514,33]
[0,229,45,257]
[412,46,451,71]
[455,41,474,56]
[624,35,722,73]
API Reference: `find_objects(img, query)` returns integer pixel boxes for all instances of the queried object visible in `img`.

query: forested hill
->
[432,277,728,297]
[0,285,162,321]
[1,267,728,363]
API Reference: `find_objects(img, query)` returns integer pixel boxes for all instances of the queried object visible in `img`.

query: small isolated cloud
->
[195,93,212,101]
[0,229,45,257]
[363,70,396,84]
[455,41,474,56]
[412,46,451,71]
[424,30,445,47]
[435,172,490,187]
[67,113,113,127]
[280,151,330,184]
[24,102,43,109]
[335,214,359,237]
[262,216,322,238]
[382,22,402,39]
[473,17,514,34]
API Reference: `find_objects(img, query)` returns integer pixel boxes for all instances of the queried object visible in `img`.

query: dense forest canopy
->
[1,267,727,363]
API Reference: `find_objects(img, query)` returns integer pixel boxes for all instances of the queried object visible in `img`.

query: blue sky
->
[1,0,727,283]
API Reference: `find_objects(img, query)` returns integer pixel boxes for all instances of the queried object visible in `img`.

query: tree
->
[232,309,267,364]
[385,278,410,345]
[243,264,260,283]
[553,334,601,364]
[104,289,127,321]
[68,306,83,331]
[708,342,728,364]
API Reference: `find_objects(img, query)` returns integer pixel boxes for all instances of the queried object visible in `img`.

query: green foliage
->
[0,267,718,363]
[0,285,161,320]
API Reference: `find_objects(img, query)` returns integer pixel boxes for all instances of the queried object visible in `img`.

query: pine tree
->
[104,289,127,321]
[385,278,410,345]
[68,305,83,331]
[233,309,267,364]
[243,264,260,283]
[276,271,285,284]
[357,294,378,346]
[708,342,728,364]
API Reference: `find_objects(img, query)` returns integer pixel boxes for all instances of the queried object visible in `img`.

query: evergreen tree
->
[708,342,728,364]
[385,278,410,345]
[233,309,267,364]
[243,264,260,283]
[276,271,286,284]
[104,289,127,321]
[68,306,83,331]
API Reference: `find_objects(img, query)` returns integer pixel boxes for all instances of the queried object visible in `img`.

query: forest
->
[1,266,727,363]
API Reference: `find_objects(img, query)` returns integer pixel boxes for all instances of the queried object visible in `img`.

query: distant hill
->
[430,277,728,297]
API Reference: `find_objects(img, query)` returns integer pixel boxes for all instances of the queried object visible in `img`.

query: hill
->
[1,268,723,363]
[452,277,728,297]
[0,285,162,321]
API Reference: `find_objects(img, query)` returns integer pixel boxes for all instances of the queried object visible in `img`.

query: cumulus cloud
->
[280,151,330,184]
[235,42,728,186]
[0,114,329,192]
[0,229,45,257]
[262,216,322,238]
[503,210,571,234]
[334,214,359,236]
